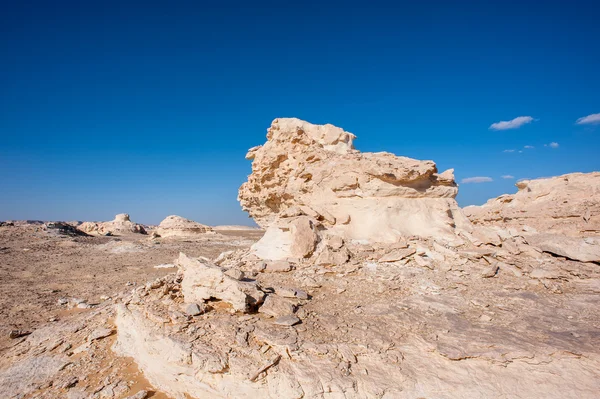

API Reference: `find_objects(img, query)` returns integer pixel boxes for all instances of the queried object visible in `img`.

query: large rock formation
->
[464,172,600,237]
[79,213,147,235]
[239,118,471,260]
[465,173,600,263]
[155,215,213,237]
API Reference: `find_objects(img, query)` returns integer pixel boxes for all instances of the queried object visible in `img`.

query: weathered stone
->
[379,248,416,262]
[481,263,499,278]
[273,315,301,326]
[185,303,205,316]
[79,213,146,235]
[315,246,350,266]
[224,268,245,281]
[124,390,149,399]
[156,215,213,237]
[258,295,296,318]
[527,234,600,263]
[263,260,293,273]
[465,172,600,238]
[177,253,265,312]
[88,327,114,342]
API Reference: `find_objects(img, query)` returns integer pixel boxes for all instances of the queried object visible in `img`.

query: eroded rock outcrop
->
[464,173,600,237]
[465,173,600,263]
[155,215,213,237]
[79,213,147,235]
[238,118,471,260]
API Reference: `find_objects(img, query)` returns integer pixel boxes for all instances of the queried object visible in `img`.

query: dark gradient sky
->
[1,1,599,224]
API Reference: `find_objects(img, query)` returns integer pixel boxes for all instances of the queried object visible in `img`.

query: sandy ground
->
[0,224,263,355]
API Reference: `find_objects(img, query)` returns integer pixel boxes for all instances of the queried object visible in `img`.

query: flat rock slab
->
[528,234,600,263]
[379,248,416,262]
[88,327,114,342]
[273,315,300,326]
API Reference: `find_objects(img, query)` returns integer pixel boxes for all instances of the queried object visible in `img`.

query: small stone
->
[259,295,296,318]
[9,330,31,339]
[264,260,293,273]
[58,298,68,305]
[61,376,79,389]
[224,268,245,281]
[294,289,309,300]
[88,327,114,342]
[481,263,499,278]
[185,303,205,316]
[274,315,301,326]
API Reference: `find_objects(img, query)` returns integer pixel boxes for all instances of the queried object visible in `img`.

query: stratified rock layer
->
[464,172,600,237]
[239,118,471,260]
[465,173,600,263]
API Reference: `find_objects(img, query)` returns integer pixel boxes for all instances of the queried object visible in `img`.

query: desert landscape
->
[1,119,599,398]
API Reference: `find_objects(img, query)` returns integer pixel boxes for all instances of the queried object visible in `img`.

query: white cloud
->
[461,176,493,184]
[548,142,559,148]
[503,149,515,153]
[576,113,600,125]
[524,145,534,149]
[501,175,515,179]
[489,116,535,131]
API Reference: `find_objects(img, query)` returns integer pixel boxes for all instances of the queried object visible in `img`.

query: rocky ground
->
[0,223,263,399]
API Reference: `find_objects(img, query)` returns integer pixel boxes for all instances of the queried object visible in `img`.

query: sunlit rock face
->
[238,118,471,260]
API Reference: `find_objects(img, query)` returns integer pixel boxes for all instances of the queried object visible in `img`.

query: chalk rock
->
[156,215,213,237]
[239,118,471,260]
[464,172,600,238]
[258,295,296,318]
[79,213,146,235]
[176,253,265,312]
[526,234,600,263]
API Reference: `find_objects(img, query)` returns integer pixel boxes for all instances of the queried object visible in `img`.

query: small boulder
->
[259,295,297,318]
[185,303,206,316]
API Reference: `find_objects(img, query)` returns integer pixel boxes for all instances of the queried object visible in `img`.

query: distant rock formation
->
[155,215,213,237]
[79,213,146,235]
[238,118,471,260]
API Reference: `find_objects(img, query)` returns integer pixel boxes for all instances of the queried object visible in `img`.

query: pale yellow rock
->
[239,118,472,259]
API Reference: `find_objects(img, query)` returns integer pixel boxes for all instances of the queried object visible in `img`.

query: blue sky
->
[1,1,599,225]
